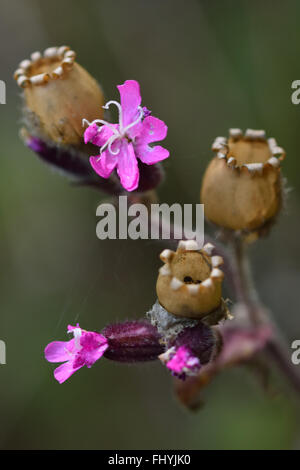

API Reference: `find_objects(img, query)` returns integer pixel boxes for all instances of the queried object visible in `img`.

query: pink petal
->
[84,123,98,144]
[137,116,168,144]
[44,340,74,363]
[53,361,82,384]
[84,124,117,147]
[135,144,169,165]
[117,80,141,128]
[80,332,108,351]
[166,346,200,376]
[90,148,119,179]
[75,343,108,369]
[117,141,139,192]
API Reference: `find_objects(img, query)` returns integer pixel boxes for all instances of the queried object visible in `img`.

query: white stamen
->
[103,100,124,133]
[68,327,82,350]
[97,134,120,161]
[108,136,121,155]
[82,118,119,136]
[83,102,144,161]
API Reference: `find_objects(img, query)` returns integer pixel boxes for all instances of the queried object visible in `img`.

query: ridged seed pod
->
[201,129,285,236]
[14,46,104,146]
[156,240,224,319]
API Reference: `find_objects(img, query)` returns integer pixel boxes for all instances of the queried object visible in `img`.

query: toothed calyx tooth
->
[58,46,70,56]
[268,138,277,149]
[202,278,213,288]
[243,163,263,173]
[44,47,58,58]
[29,73,50,85]
[62,58,74,69]
[31,51,42,62]
[159,264,171,276]
[271,146,284,156]
[215,136,227,144]
[212,141,226,151]
[51,66,64,79]
[160,249,173,262]
[227,157,236,167]
[202,243,214,255]
[17,76,31,88]
[217,151,226,159]
[229,128,242,138]
[211,256,223,267]
[211,268,224,279]
[267,157,280,168]
[178,240,199,251]
[65,50,76,59]
[14,68,25,80]
[19,59,32,70]
[170,277,184,291]
[187,284,200,295]
[245,129,266,140]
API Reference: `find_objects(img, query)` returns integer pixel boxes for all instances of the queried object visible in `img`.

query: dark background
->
[0,0,300,449]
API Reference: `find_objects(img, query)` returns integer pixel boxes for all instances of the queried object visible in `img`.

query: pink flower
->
[44,324,108,384]
[83,80,169,192]
[159,345,201,379]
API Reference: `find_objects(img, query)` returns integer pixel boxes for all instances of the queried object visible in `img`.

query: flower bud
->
[14,46,104,146]
[101,321,164,362]
[156,240,225,319]
[201,129,285,235]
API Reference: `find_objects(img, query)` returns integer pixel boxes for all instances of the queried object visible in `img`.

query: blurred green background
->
[0,0,300,450]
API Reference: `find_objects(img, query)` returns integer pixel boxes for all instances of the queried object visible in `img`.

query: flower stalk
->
[230,235,300,396]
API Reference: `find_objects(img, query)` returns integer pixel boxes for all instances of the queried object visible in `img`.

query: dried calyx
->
[201,128,285,236]
[14,46,104,146]
[156,240,228,321]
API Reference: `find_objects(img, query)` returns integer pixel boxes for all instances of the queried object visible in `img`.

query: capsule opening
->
[228,138,271,166]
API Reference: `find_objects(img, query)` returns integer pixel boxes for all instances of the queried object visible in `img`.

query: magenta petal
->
[44,340,74,363]
[135,144,169,165]
[53,361,81,384]
[117,142,139,192]
[117,80,141,128]
[80,332,108,350]
[84,123,99,144]
[85,124,117,147]
[78,343,108,368]
[138,116,168,144]
[90,149,118,179]
[166,346,200,376]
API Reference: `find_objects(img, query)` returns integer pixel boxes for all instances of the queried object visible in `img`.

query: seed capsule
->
[156,240,224,319]
[201,129,285,235]
[14,46,104,146]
